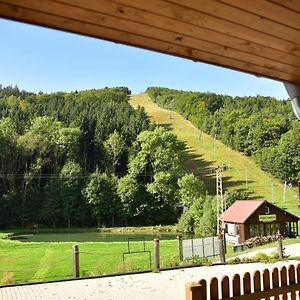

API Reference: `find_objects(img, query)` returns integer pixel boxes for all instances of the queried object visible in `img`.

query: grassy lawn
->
[1,230,299,285]
[0,238,178,285]
[130,94,300,215]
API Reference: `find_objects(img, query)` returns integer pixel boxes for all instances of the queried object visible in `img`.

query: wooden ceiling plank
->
[57,0,300,66]
[3,0,300,77]
[166,0,300,46]
[219,0,300,30]
[1,3,299,85]
[269,0,300,13]
[114,0,300,56]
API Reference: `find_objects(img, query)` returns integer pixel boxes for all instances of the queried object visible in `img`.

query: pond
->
[13,232,182,242]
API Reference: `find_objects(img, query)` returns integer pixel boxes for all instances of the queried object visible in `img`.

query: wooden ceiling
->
[1,0,300,85]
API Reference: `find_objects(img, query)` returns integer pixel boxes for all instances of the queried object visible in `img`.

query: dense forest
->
[0,85,214,233]
[146,87,300,184]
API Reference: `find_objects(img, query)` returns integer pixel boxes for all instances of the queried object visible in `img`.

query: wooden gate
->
[186,263,300,299]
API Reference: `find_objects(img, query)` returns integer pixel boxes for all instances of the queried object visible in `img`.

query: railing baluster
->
[232,274,241,297]
[254,270,261,294]
[210,277,219,300]
[199,279,207,300]
[288,265,296,300]
[221,276,229,299]
[272,267,280,300]
[243,272,251,295]
[280,266,288,300]
[263,269,271,300]
[296,263,300,284]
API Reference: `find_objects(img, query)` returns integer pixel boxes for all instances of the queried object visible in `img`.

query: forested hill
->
[0,85,153,228]
[2,85,217,230]
[146,87,300,184]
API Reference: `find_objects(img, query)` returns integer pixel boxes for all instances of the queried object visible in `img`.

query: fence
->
[186,263,300,300]
[182,236,220,259]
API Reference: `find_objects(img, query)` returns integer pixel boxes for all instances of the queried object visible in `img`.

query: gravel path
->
[1,260,299,300]
[235,242,300,259]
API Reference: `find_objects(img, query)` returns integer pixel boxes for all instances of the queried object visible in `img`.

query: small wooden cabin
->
[223,200,299,244]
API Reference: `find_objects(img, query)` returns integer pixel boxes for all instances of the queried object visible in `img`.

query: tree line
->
[0,85,214,233]
[146,87,300,184]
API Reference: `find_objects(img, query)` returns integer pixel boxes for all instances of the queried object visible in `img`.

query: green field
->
[0,238,178,284]
[130,94,300,215]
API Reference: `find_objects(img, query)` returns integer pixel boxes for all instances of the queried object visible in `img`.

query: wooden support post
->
[177,235,183,261]
[154,238,160,270]
[185,282,205,300]
[72,244,80,278]
[218,234,226,264]
[278,234,284,259]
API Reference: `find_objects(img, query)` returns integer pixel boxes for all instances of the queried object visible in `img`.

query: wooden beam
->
[2,0,300,78]
[0,0,300,85]
[269,0,300,13]
[220,0,300,30]
[59,0,300,66]
[167,0,300,46]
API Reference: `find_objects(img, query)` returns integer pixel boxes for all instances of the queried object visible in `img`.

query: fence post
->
[185,282,205,300]
[154,238,160,270]
[73,244,80,278]
[177,235,183,261]
[218,234,226,264]
[278,234,284,259]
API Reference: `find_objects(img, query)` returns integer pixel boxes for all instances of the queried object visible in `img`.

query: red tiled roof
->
[223,200,265,223]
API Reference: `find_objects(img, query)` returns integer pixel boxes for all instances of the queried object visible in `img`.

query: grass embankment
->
[0,238,178,285]
[130,94,299,215]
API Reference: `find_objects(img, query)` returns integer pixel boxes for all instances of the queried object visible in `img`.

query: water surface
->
[15,232,180,242]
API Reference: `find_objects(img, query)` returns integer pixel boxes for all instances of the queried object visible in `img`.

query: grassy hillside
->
[130,94,299,215]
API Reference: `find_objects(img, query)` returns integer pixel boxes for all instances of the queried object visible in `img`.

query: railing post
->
[154,238,160,270]
[218,234,226,264]
[177,235,183,261]
[73,244,80,278]
[185,282,205,300]
[278,234,284,259]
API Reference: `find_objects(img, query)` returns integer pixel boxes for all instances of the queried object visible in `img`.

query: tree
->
[129,126,186,178]
[177,174,206,206]
[83,172,117,227]
[41,179,62,228]
[177,195,216,235]
[146,172,178,224]
[117,175,141,226]
[104,130,126,174]
[60,161,83,228]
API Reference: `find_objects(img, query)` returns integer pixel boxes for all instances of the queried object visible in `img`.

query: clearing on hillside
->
[130,94,299,215]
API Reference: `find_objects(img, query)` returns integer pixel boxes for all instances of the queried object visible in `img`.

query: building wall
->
[245,202,298,224]
[225,202,299,244]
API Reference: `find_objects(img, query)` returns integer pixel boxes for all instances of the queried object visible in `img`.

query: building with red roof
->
[223,200,299,244]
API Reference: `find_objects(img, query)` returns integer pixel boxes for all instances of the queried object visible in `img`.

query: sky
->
[0,18,289,99]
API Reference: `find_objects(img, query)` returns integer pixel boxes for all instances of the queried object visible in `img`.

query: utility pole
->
[297,181,300,209]
[245,164,248,189]
[213,134,216,160]
[271,182,274,204]
[216,166,226,264]
[283,181,287,203]
[216,167,224,236]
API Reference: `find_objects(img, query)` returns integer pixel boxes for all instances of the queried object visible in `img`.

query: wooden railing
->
[186,263,300,300]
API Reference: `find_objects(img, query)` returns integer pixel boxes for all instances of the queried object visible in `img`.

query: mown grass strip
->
[130,94,299,215]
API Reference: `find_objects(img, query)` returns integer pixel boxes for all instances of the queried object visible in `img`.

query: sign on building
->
[258,214,276,223]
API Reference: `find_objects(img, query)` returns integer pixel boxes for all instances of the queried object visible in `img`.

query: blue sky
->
[0,18,288,99]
